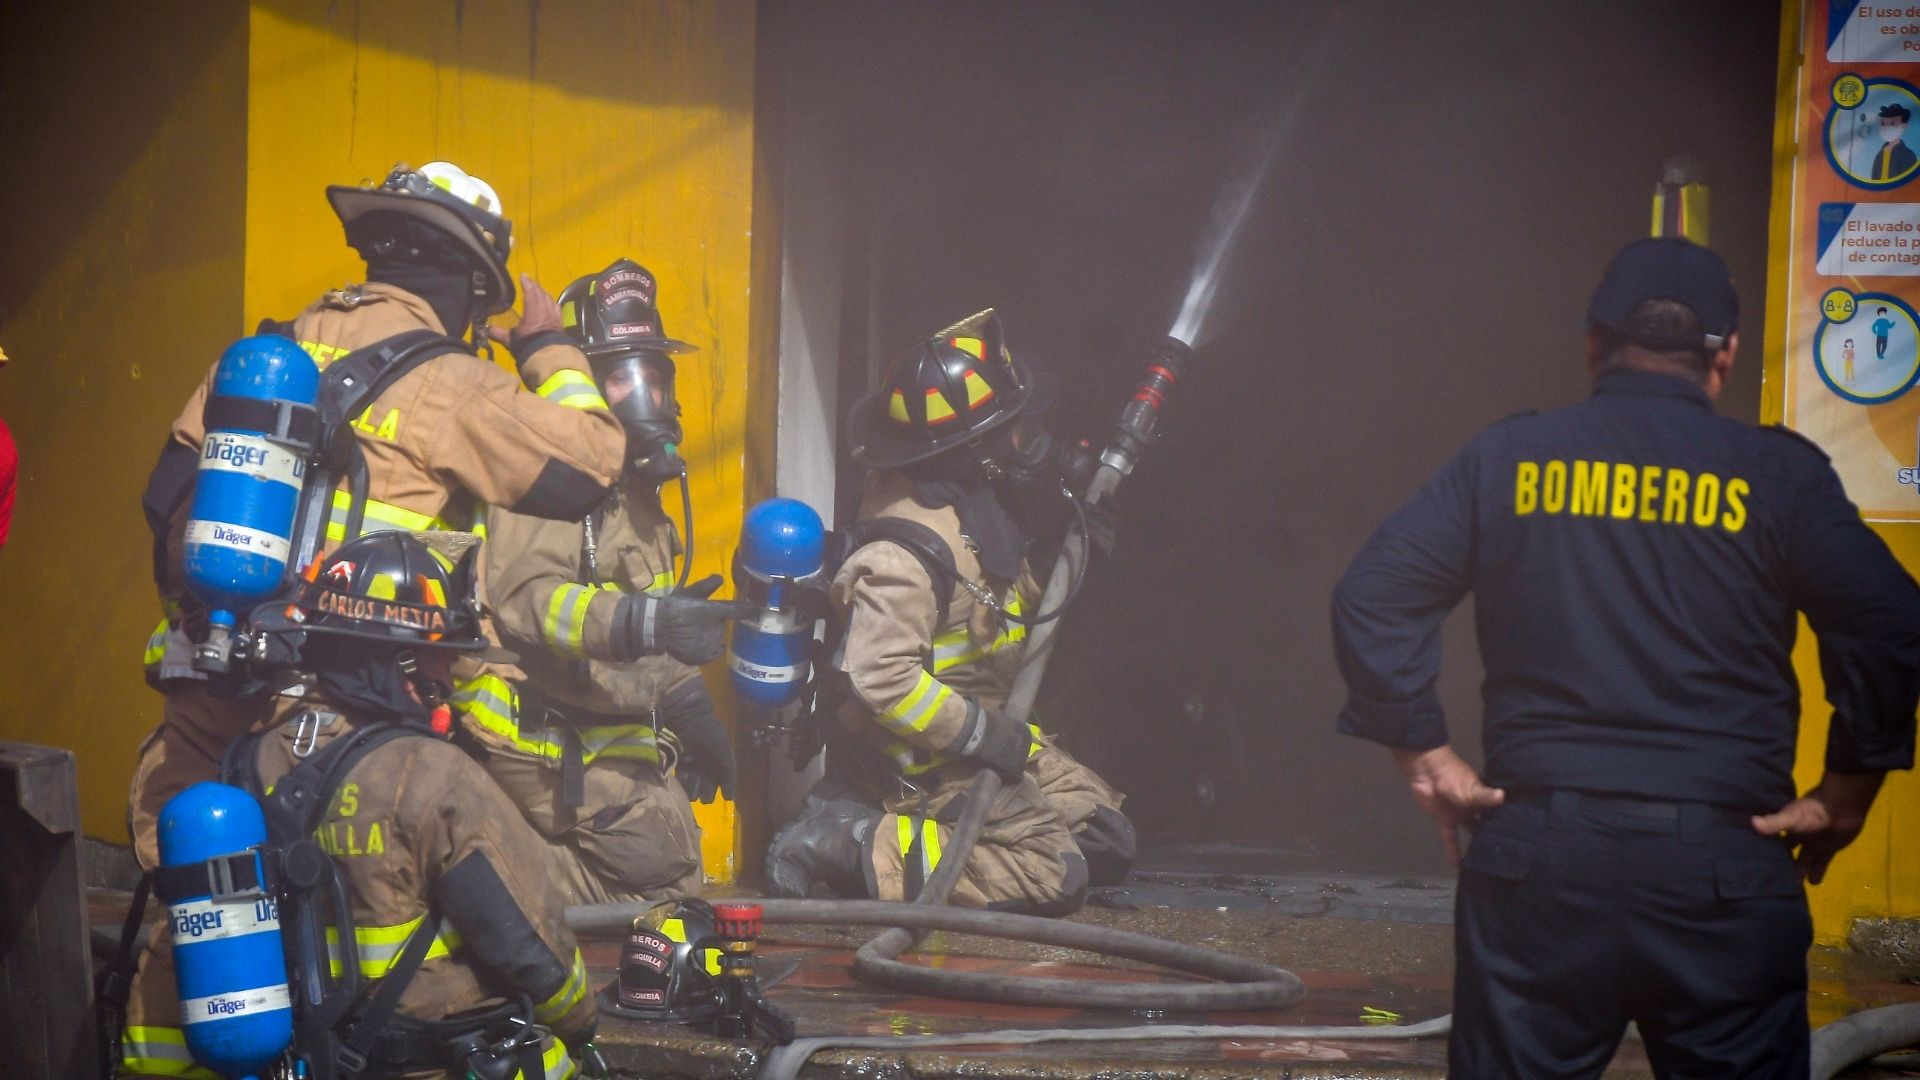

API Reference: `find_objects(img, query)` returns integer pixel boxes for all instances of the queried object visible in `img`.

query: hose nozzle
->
[1098,336,1197,484]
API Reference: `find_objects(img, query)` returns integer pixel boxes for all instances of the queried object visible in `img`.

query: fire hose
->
[570,336,1457,1077]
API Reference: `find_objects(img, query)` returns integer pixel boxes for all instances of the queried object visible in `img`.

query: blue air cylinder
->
[182,336,320,658]
[728,498,826,708]
[157,782,292,1080]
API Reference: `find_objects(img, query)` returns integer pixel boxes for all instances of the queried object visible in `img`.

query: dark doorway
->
[763,1,1782,873]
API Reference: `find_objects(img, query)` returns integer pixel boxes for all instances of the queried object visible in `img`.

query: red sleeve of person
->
[0,346,13,549]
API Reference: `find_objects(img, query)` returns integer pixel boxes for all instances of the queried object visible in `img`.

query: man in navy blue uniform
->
[1332,237,1920,1079]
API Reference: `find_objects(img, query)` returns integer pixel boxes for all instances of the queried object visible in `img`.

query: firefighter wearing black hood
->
[765,310,1134,912]
[462,259,738,906]
[121,532,598,1079]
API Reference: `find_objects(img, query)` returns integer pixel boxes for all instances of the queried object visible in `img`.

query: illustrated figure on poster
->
[1875,103,1918,182]
[1844,338,1857,385]
[1875,306,1897,360]
[1829,81,1920,189]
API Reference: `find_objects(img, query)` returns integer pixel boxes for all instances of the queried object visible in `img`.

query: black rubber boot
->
[766,792,881,899]
[1076,804,1137,887]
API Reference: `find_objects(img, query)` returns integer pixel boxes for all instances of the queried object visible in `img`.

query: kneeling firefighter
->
[118,532,599,1079]
[765,310,1135,913]
[461,259,739,905]
[131,160,632,875]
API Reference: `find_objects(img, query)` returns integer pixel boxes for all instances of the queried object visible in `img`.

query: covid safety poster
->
[1777,1,1920,520]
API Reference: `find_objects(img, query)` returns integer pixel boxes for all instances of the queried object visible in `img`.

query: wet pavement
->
[87,844,1920,1079]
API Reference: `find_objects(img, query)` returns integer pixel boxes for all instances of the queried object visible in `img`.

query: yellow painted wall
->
[0,2,771,882]
[0,2,251,839]
[1768,0,1920,946]
[247,0,764,881]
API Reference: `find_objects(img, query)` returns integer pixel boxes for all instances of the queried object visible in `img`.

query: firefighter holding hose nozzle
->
[765,310,1134,913]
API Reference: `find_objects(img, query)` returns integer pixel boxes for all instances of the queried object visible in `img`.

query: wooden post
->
[0,741,101,1080]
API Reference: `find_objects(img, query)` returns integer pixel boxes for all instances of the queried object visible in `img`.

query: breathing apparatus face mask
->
[982,414,1063,490]
[598,352,685,483]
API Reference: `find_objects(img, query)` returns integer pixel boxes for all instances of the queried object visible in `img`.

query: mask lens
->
[600,353,677,424]
[1009,415,1050,466]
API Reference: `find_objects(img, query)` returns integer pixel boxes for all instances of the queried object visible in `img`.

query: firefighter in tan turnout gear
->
[130,161,634,875]
[122,533,596,1079]
[463,259,739,905]
[766,311,1135,912]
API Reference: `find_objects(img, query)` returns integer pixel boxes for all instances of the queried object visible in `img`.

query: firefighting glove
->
[659,678,734,804]
[488,273,572,364]
[612,574,740,665]
[958,701,1032,783]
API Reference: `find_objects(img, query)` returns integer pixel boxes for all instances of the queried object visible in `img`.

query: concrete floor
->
[88,847,1920,1078]
[576,854,1920,1079]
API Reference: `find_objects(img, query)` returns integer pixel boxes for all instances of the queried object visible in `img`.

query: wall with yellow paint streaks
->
[0,2,770,882]
[1768,0,1920,947]
[0,2,251,839]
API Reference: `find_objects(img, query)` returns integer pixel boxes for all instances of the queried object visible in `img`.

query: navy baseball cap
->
[1587,237,1739,351]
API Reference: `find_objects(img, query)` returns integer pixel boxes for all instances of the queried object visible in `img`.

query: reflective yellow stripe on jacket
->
[536,947,591,1026]
[929,597,1026,674]
[883,723,1044,778]
[540,1036,578,1080]
[326,489,462,544]
[452,673,661,766]
[143,618,171,667]
[535,368,610,411]
[878,670,954,737]
[543,583,609,656]
[121,1025,220,1079]
[325,914,464,978]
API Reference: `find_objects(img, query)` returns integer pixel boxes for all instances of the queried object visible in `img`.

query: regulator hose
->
[1811,1002,1920,1080]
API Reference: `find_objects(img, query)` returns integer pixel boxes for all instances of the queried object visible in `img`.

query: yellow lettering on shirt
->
[1514,462,1539,515]
[1571,460,1609,515]
[1514,459,1747,535]
[1610,463,1638,519]
[1692,472,1721,527]
[1638,465,1663,522]
[299,340,349,367]
[351,407,402,441]
[336,783,358,818]
[314,818,387,859]
[1541,460,1567,513]
[1662,468,1691,523]
[1722,478,1749,533]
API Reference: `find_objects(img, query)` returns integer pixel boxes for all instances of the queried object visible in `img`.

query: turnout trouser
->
[1451,790,1811,1080]
[472,740,702,905]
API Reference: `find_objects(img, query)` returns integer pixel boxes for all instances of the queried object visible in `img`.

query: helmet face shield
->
[595,351,685,481]
[599,352,678,428]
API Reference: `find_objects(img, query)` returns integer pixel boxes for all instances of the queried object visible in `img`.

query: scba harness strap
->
[776,518,957,771]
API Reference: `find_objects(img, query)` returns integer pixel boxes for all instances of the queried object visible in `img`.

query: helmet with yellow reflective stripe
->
[597,898,724,1023]
[558,258,697,483]
[327,161,517,313]
[557,258,697,358]
[846,309,1054,469]
[273,531,507,659]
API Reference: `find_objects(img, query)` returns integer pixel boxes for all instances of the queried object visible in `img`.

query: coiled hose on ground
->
[567,770,1454,1080]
